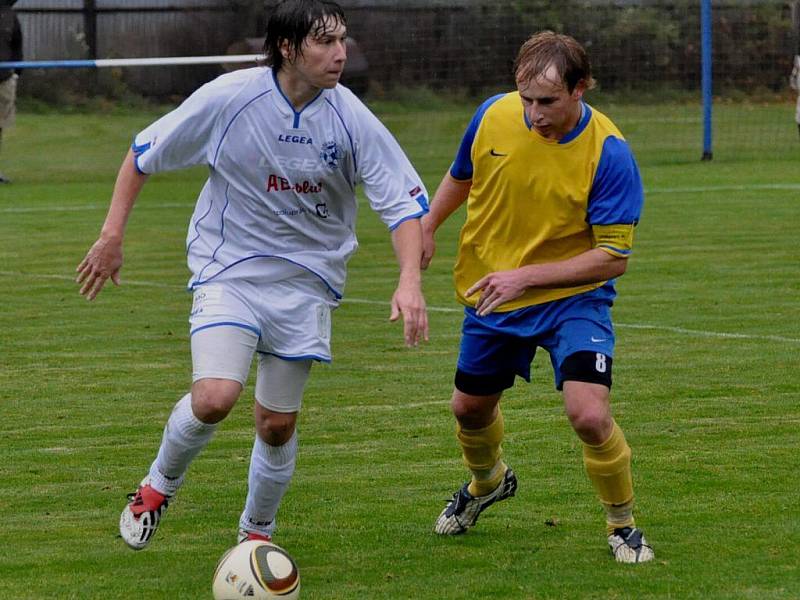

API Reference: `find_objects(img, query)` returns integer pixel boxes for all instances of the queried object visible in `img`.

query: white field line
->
[0,202,195,214]
[646,183,800,194]
[1,182,799,215]
[0,270,181,289]
[2,270,799,345]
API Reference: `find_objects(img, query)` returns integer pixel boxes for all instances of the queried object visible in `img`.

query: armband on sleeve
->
[592,223,635,258]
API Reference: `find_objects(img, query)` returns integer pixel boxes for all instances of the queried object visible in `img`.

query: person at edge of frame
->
[0,0,22,184]
[422,30,654,564]
[76,0,429,551]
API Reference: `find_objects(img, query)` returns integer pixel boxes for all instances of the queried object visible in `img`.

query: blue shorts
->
[457,284,616,390]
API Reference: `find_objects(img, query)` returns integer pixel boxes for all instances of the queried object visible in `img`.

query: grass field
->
[1,99,799,599]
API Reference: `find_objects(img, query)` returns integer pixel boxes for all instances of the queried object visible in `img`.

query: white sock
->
[239,431,298,536]
[148,393,217,496]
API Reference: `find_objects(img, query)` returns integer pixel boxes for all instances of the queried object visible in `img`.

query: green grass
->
[0,100,799,599]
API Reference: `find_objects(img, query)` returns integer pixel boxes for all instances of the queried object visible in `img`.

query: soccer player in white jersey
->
[76,0,430,550]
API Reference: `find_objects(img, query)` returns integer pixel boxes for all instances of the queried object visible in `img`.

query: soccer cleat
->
[237,528,272,544]
[119,477,170,550]
[608,526,655,563]
[434,468,518,535]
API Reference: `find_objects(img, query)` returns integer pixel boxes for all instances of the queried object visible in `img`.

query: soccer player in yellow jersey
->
[423,31,654,563]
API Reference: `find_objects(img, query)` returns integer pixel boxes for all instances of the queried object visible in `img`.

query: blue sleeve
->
[449,94,505,181]
[587,136,644,225]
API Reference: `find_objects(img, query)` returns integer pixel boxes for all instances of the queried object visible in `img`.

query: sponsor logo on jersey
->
[409,186,421,197]
[268,155,324,172]
[277,134,314,145]
[271,203,329,220]
[266,174,323,194]
[273,207,307,216]
[320,140,342,170]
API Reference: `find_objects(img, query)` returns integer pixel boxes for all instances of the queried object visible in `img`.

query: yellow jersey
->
[450,92,643,311]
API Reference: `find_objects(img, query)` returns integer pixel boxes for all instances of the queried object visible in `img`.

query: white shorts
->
[189,268,337,362]
[191,326,312,413]
[188,268,336,412]
[0,74,17,130]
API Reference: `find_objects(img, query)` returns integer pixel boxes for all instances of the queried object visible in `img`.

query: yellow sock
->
[582,421,636,533]
[457,411,506,497]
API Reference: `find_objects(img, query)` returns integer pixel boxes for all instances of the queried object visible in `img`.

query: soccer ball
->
[212,540,300,599]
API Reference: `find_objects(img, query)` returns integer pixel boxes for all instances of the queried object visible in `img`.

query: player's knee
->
[191,378,242,423]
[451,394,482,421]
[255,409,297,445]
[566,404,612,441]
[451,375,503,427]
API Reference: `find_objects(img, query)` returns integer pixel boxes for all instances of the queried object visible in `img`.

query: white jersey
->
[133,67,429,298]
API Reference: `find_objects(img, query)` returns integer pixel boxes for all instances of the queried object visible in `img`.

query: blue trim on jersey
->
[598,245,632,256]
[213,89,272,168]
[131,139,151,174]
[186,197,215,255]
[522,102,591,144]
[587,136,644,225]
[387,193,429,230]
[450,93,506,180]
[325,97,357,173]
[133,154,147,175]
[196,183,232,282]
[190,321,261,338]
[257,350,332,364]
[189,256,343,300]
[131,139,151,155]
[559,103,591,144]
[272,70,323,129]
[389,208,428,231]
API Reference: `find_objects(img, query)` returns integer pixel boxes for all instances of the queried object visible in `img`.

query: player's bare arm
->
[389,218,429,346]
[469,248,628,316]
[76,149,148,300]
[420,172,471,269]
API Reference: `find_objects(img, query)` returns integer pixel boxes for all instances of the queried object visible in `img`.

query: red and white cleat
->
[119,477,170,550]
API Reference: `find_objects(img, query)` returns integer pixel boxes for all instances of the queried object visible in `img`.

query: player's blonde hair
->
[514,31,596,92]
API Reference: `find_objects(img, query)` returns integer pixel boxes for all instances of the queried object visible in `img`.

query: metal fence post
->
[701,0,713,161]
[83,0,97,60]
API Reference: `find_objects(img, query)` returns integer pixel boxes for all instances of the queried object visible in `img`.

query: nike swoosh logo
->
[590,337,608,343]
[490,149,507,157]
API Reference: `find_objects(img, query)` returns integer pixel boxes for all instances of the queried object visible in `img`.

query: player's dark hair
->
[514,31,596,92]
[264,0,346,71]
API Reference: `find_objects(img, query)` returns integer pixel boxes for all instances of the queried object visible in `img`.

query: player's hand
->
[420,216,436,270]
[75,236,123,301]
[467,270,528,316]
[389,282,429,347]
